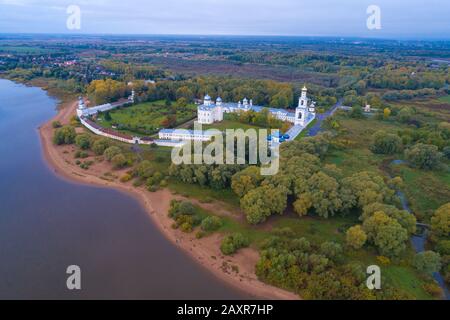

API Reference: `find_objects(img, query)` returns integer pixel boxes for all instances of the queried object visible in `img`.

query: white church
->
[197,86,316,127]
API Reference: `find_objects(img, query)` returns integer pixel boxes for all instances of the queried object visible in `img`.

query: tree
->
[201,216,223,232]
[220,233,249,255]
[346,225,367,249]
[320,242,343,263]
[240,184,288,224]
[111,153,127,169]
[370,130,402,155]
[340,171,396,211]
[443,146,450,160]
[362,202,416,234]
[405,143,443,170]
[293,194,313,217]
[53,126,76,145]
[362,211,409,257]
[104,111,112,121]
[374,222,408,258]
[104,146,122,161]
[413,251,442,275]
[176,97,188,108]
[92,138,110,155]
[397,107,414,123]
[75,134,91,150]
[383,108,391,119]
[296,172,342,218]
[431,203,450,239]
[350,105,363,118]
[231,166,263,198]
[87,79,126,105]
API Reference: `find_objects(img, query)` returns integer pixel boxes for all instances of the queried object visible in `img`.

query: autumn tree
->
[53,126,76,145]
[413,251,442,275]
[431,203,450,239]
[370,130,402,155]
[240,184,288,224]
[346,225,367,249]
[405,143,443,170]
[231,166,263,198]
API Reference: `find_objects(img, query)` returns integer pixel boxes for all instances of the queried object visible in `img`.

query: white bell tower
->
[295,86,308,126]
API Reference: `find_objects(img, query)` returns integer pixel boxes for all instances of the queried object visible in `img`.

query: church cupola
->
[78,96,85,109]
[243,97,248,107]
[299,85,308,107]
[216,96,222,106]
[204,94,212,106]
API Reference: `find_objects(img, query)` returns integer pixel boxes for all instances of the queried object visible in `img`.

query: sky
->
[0,0,449,39]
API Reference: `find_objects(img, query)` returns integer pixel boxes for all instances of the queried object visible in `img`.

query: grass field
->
[96,100,197,136]
[438,95,450,103]
[390,163,450,222]
[194,203,433,299]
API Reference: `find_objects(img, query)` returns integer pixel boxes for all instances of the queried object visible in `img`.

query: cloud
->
[0,0,449,38]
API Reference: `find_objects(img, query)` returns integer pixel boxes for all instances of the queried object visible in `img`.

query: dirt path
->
[38,100,299,300]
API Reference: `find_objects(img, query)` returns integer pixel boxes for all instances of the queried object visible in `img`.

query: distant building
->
[158,128,217,142]
[76,90,135,117]
[196,86,315,126]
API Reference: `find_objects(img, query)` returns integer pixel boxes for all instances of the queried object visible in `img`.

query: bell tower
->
[295,86,308,126]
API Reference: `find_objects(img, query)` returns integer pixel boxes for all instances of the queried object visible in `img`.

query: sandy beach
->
[38,99,299,300]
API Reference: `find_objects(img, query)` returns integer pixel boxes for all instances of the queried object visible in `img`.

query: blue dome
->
[216,97,222,102]
[283,134,290,139]
[204,94,211,100]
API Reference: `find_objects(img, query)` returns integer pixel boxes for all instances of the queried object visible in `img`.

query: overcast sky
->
[0,0,449,39]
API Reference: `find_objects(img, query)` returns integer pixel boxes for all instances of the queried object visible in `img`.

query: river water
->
[0,79,246,299]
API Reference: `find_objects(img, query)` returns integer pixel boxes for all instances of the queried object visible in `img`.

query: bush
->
[53,126,76,145]
[75,134,92,150]
[111,153,127,169]
[168,200,196,219]
[443,146,450,160]
[74,150,89,159]
[200,216,223,232]
[413,251,442,274]
[431,203,450,239]
[346,225,367,249]
[104,146,122,161]
[422,283,443,298]
[370,130,402,155]
[92,138,110,155]
[405,143,443,170]
[320,242,343,263]
[52,121,62,128]
[147,185,159,192]
[220,233,249,255]
[120,173,132,182]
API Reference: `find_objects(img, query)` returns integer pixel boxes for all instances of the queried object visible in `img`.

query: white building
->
[76,90,135,117]
[197,95,223,124]
[158,129,217,141]
[196,86,315,126]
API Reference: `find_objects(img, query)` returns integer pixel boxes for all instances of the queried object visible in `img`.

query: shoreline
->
[38,95,299,300]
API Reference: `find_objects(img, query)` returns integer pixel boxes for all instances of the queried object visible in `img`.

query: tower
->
[129,89,135,103]
[299,85,308,107]
[295,86,308,126]
[215,97,223,122]
[204,94,212,106]
[78,96,85,110]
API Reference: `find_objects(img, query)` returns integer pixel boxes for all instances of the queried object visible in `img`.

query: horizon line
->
[1,32,450,42]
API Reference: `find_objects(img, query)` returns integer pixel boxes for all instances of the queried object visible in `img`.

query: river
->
[0,79,246,299]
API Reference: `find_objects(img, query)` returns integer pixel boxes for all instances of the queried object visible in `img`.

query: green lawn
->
[199,120,266,132]
[96,100,197,136]
[391,163,450,222]
[438,95,450,103]
[168,180,240,208]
